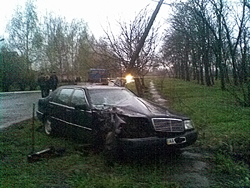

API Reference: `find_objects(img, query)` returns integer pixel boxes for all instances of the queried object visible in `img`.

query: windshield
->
[89,88,134,109]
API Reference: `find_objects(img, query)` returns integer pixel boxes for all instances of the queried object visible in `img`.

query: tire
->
[44,117,54,135]
[104,132,117,164]
[104,132,124,165]
[105,131,117,151]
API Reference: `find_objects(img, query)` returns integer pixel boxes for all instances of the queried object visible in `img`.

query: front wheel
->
[44,117,54,135]
[105,131,117,152]
[104,132,124,165]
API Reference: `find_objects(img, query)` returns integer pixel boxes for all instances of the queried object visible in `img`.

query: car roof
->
[58,84,125,90]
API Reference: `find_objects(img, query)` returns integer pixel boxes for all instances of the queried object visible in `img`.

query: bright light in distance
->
[125,74,133,83]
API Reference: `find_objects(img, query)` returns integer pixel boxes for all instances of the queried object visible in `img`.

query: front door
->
[70,89,93,141]
[50,88,74,135]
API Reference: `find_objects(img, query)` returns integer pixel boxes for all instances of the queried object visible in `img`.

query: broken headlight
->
[184,120,194,130]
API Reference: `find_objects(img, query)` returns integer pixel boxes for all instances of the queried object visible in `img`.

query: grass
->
[0,120,182,188]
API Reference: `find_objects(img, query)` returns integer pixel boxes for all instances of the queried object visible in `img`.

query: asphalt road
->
[0,90,42,129]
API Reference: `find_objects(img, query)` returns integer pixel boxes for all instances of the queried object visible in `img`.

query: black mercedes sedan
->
[36,85,197,154]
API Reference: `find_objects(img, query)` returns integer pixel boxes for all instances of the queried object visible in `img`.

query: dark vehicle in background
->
[36,85,197,156]
[88,69,108,85]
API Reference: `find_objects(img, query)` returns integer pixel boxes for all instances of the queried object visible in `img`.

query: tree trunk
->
[140,77,147,89]
[200,63,204,85]
[218,60,225,90]
[204,61,211,86]
[231,57,238,86]
[134,78,143,97]
[247,81,250,106]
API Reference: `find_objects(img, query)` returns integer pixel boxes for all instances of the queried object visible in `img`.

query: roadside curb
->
[0,90,41,95]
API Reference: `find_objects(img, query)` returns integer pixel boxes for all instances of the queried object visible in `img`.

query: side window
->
[54,88,74,105]
[71,89,87,106]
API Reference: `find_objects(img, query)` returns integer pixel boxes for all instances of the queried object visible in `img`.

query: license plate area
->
[167,137,186,145]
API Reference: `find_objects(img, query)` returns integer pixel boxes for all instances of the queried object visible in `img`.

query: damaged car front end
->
[97,98,197,155]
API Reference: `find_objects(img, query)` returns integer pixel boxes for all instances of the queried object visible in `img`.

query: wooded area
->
[161,0,250,106]
[0,0,249,106]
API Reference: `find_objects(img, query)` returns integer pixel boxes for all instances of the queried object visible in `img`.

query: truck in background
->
[88,69,109,85]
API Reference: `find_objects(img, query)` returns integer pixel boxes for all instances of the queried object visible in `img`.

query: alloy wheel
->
[44,118,52,135]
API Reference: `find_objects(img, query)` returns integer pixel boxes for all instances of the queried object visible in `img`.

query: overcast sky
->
[0,0,173,39]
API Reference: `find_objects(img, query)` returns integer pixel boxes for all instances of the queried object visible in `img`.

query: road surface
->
[0,91,41,129]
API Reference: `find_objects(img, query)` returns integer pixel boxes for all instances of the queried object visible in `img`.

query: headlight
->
[184,120,194,130]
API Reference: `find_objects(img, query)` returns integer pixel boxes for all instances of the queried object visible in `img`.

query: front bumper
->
[118,129,198,151]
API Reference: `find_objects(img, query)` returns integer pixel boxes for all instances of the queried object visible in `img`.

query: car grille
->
[152,118,184,132]
[120,117,154,138]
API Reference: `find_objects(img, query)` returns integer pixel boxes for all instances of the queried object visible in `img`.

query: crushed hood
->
[113,97,180,118]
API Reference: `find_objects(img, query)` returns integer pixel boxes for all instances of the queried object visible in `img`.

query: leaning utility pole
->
[129,0,164,69]
[129,0,164,96]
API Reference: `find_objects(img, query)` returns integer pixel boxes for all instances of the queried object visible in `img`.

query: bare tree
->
[103,6,159,95]
[42,14,91,81]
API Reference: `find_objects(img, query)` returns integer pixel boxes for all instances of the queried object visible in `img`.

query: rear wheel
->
[44,117,54,135]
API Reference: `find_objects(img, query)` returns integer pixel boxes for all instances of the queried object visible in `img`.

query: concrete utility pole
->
[129,0,164,96]
[129,0,164,71]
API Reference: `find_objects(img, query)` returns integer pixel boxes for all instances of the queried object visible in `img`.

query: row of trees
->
[161,0,250,106]
[0,0,116,91]
[0,0,159,93]
[1,0,97,92]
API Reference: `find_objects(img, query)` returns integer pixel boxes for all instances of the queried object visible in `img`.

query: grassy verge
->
[0,120,181,188]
